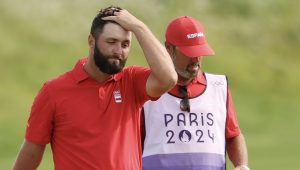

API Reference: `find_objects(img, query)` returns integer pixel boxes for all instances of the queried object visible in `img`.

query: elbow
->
[148,69,177,97]
[163,71,177,91]
[170,72,178,88]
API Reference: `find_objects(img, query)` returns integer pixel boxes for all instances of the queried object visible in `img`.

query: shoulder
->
[121,66,151,78]
[43,71,73,90]
[204,72,226,78]
[204,72,228,89]
[123,66,150,73]
[204,72,227,82]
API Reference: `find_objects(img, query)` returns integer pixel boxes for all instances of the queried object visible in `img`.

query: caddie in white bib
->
[142,73,228,170]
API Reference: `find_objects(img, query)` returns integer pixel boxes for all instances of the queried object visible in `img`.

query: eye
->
[106,39,117,44]
[122,42,130,48]
[122,44,128,48]
[107,41,115,44]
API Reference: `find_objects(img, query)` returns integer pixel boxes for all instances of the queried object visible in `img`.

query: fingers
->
[100,9,141,32]
[101,15,115,21]
[101,10,123,21]
[103,7,121,16]
[112,10,121,16]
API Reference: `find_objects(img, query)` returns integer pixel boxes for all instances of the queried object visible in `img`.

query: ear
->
[88,34,95,48]
[165,41,173,54]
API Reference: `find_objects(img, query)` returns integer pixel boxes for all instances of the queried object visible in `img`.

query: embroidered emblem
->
[212,81,224,86]
[113,90,122,103]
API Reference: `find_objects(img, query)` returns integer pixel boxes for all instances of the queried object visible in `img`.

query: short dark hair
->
[90,6,122,38]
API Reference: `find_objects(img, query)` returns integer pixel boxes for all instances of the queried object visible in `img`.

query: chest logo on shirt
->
[164,112,215,144]
[113,90,122,103]
[179,130,192,143]
[212,81,224,87]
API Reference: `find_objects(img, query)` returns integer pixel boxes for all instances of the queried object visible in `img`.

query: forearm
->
[13,140,46,170]
[133,24,177,89]
[227,134,249,168]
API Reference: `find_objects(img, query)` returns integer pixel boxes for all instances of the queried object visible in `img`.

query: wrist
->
[131,22,147,34]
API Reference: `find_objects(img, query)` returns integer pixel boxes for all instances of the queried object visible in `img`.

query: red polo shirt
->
[168,72,240,138]
[26,58,153,170]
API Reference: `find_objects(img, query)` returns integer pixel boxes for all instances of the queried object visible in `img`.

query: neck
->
[84,56,112,83]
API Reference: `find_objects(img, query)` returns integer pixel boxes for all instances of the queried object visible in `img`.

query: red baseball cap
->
[165,16,215,57]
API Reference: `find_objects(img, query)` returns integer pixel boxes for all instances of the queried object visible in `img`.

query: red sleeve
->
[25,83,55,145]
[129,66,158,105]
[225,87,241,138]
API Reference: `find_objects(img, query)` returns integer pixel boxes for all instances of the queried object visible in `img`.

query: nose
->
[113,43,122,56]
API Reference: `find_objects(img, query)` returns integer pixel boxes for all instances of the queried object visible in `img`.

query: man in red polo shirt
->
[13,6,177,170]
[142,16,249,170]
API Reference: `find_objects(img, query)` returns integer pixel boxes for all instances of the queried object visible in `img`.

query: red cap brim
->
[177,43,215,57]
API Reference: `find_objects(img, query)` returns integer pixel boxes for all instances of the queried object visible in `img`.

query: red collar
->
[192,71,206,85]
[71,57,123,84]
[169,71,207,98]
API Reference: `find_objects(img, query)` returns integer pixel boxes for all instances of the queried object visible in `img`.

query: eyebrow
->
[106,37,130,42]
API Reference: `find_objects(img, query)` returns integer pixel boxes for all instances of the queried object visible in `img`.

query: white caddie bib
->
[142,73,228,170]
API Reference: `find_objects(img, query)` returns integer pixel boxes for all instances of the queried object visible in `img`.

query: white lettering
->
[187,32,204,39]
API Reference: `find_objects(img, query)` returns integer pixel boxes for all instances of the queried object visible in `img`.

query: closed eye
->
[107,41,116,44]
[122,41,130,48]
[122,43,129,48]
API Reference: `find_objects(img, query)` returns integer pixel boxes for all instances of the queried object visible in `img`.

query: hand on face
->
[101,9,144,32]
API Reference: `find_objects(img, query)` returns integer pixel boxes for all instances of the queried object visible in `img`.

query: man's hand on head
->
[101,9,144,32]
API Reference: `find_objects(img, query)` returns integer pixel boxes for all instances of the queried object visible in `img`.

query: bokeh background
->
[1,0,299,169]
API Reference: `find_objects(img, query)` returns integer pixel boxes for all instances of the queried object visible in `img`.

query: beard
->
[176,62,200,80]
[93,44,127,74]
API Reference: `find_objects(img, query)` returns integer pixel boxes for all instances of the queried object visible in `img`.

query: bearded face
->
[93,42,127,74]
[170,49,202,81]
[91,22,131,74]
[175,61,200,80]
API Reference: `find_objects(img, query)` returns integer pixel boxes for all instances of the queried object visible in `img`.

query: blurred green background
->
[1,0,299,169]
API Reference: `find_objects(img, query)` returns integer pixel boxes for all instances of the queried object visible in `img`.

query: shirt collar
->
[192,70,206,85]
[169,71,207,97]
[178,70,206,87]
[172,71,207,92]
[72,57,123,84]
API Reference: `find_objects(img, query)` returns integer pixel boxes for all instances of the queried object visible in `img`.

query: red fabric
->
[165,16,215,57]
[26,58,152,170]
[168,72,240,138]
